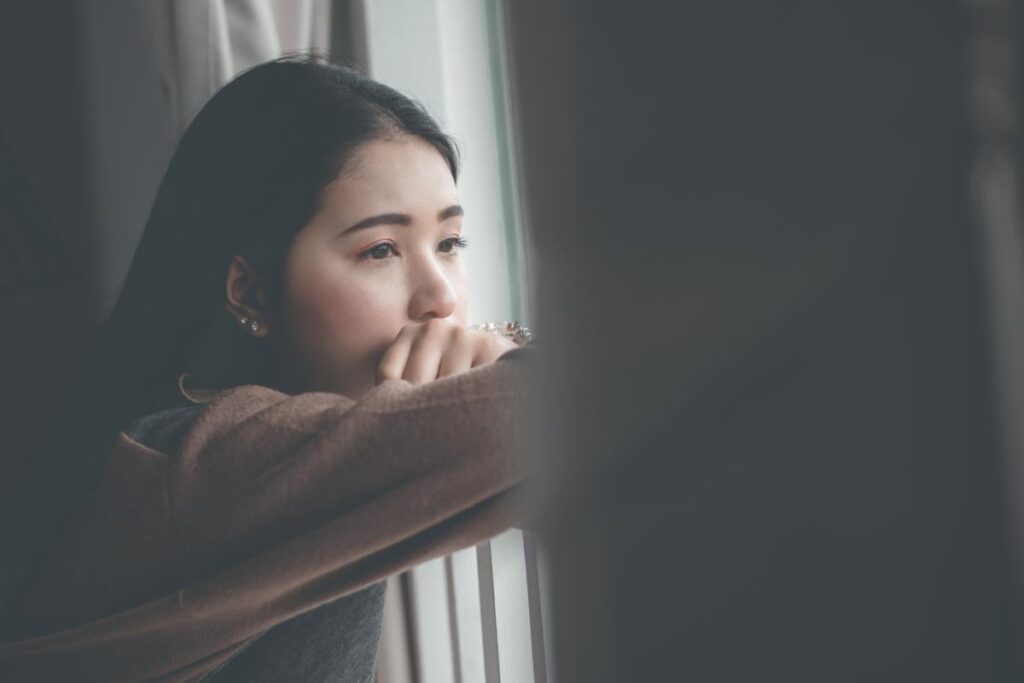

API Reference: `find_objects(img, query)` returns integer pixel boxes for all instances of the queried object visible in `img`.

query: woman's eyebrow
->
[341,205,464,236]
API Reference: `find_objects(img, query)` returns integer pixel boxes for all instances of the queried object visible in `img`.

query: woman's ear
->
[224,255,273,338]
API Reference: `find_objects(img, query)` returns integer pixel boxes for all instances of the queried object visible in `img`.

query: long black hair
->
[0,54,459,623]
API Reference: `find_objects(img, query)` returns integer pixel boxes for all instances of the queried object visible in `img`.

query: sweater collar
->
[176,372,233,404]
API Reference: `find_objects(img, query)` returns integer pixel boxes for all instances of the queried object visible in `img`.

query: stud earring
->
[238,315,260,334]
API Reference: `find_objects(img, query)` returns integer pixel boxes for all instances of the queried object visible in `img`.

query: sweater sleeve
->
[0,346,538,683]
[169,344,537,581]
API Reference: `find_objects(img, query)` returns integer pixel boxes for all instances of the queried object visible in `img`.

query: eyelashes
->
[359,236,469,262]
[441,235,470,253]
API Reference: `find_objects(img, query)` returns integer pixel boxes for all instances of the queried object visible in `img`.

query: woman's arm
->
[0,345,536,683]
[170,343,536,580]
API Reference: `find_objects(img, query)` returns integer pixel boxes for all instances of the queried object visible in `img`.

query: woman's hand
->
[376,318,519,386]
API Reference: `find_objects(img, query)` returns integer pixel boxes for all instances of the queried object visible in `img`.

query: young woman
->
[0,55,535,681]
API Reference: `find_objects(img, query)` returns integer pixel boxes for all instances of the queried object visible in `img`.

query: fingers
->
[437,325,475,379]
[401,321,448,385]
[376,320,521,387]
[376,319,452,386]
[376,327,414,384]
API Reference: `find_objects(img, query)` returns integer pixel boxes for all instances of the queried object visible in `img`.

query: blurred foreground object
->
[508,1,1024,680]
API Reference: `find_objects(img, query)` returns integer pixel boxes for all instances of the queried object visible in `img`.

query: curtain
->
[137,0,332,137]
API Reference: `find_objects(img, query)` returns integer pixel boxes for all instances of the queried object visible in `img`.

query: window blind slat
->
[492,528,536,683]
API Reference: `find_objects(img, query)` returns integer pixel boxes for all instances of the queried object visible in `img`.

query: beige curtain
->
[78,0,330,312]
[138,0,332,137]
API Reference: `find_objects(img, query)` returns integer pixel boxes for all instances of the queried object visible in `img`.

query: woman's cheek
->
[295,271,392,366]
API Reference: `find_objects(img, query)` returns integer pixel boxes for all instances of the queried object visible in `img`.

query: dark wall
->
[0,2,97,497]
[506,2,1014,680]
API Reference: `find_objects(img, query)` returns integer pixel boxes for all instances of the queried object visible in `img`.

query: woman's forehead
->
[308,137,460,237]
[336,136,456,200]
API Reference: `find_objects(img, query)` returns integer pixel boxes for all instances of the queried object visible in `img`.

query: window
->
[349,1,553,680]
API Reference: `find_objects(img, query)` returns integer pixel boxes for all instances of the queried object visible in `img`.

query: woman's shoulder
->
[120,372,293,456]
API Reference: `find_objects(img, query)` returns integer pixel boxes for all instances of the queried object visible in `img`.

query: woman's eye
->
[360,236,468,262]
[440,236,469,254]
[360,243,397,261]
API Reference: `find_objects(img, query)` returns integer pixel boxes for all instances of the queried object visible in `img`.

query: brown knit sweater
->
[0,344,536,682]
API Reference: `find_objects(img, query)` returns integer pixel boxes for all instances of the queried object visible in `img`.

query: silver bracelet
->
[469,320,534,346]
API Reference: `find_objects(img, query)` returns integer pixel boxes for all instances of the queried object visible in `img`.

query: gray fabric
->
[124,404,206,454]
[204,580,387,683]
[127,405,389,682]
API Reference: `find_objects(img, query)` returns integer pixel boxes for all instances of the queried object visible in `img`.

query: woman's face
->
[279,135,469,398]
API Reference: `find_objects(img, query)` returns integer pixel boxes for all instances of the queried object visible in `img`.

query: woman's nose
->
[407,258,458,322]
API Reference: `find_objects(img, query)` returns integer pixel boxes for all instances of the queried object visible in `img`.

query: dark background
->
[1,3,94,500]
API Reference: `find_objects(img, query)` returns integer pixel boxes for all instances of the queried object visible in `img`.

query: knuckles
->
[376,320,516,386]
